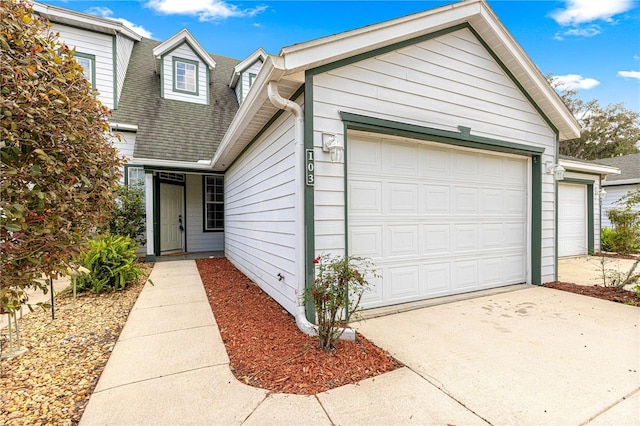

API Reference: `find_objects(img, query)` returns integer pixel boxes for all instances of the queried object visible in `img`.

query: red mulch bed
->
[544,281,639,306]
[196,258,402,395]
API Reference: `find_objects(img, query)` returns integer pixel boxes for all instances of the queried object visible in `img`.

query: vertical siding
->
[51,23,115,109]
[225,112,298,314]
[115,34,135,107]
[312,28,558,283]
[162,43,208,105]
[601,184,640,228]
[185,174,224,252]
[563,171,603,251]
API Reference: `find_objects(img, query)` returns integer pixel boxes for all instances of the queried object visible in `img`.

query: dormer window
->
[174,58,198,94]
[75,52,95,87]
[248,73,256,88]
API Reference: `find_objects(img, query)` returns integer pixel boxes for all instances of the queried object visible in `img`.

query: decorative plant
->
[101,183,146,245]
[305,254,378,352]
[605,189,640,254]
[595,255,640,289]
[75,234,145,293]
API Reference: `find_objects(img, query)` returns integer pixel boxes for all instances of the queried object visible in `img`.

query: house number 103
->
[306,149,314,186]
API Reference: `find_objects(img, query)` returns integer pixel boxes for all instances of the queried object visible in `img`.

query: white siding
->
[235,59,264,104]
[563,171,603,251]
[225,112,298,314]
[162,43,208,105]
[113,131,136,161]
[51,23,115,109]
[312,28,558,284]
[185,174,224,252]
[115,34,135,107]
[601,184,640,229]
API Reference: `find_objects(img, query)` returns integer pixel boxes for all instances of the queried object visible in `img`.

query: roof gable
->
[230,48,267,88]
[152,29,217,70]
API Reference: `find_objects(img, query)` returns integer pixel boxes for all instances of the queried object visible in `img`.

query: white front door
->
[558,183,587,257]
[348,133,529,309]
[160,183,184,252]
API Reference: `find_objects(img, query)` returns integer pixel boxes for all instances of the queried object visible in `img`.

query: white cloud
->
[550,0,634,26]
[145,0,267,21]
[618,70,640,80]
[634,54,640,61]
[563,25,601,37]
[552,74,600,91]
[86,7,153,38]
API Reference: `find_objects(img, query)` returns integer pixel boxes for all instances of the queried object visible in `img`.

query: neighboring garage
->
[348,133,529,309]
[558,182,588,257]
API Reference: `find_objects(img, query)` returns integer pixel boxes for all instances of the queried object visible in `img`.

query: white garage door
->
[348,133,529,309]
[558,183,587,257]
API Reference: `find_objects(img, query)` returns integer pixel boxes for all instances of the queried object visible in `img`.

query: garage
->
[558,183,587,257]
[348,133,529,309]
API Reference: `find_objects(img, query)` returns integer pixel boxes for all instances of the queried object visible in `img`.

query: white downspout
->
[267,81,355,341]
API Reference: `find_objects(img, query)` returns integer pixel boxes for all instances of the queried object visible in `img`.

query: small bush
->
[76,234,144,293]
[606,209,640,254]
[101,184,146,245]
[600,227,616,252]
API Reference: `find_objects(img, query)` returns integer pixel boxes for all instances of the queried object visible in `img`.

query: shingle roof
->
[111,38,240,163]
[592,154,640,182]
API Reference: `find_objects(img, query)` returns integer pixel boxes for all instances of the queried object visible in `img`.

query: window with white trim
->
[174,59,197,93]
[204,176,223,231]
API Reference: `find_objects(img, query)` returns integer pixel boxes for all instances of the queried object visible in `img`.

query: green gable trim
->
[304,71,316,322]
[153,174,160,256]
[226,85,305,171]
[160,54,165,98]
[112,35,118,110]
[172,56,199,95]
[340,112,545,156]
[561,178,595,255]
[74,51,96,88]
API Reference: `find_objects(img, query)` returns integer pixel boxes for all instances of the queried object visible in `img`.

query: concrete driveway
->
[356,286,640,425]
[559,255,639,288]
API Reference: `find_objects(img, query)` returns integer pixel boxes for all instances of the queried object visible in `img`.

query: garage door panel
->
[349,134,528,309]
[350,138,382,172]
[558,183,587,257]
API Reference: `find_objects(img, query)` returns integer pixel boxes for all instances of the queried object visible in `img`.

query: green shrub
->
[76,234,144,293]
[606,208,640,254]
[600,227,616,252]
[101,184,146,245]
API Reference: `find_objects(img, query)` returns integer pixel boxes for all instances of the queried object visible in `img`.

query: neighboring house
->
[36,0,600,327]
[593,154,640,228]
[556,156,619,257]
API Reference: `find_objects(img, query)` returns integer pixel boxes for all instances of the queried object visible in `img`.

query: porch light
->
[545,161,565,181]
[322,134,344,163]
[598,187,606,202]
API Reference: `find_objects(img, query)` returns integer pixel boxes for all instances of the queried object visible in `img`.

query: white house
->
[593,154,640,228]
[37,0,603,336]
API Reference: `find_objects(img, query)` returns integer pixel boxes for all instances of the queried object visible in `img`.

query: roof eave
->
[560,159,621,177]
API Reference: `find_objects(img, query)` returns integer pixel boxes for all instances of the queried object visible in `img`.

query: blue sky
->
[48,0,640,112]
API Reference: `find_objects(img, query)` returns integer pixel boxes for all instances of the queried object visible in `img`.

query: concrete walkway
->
[559,255,639,289]
[81,260,640,425]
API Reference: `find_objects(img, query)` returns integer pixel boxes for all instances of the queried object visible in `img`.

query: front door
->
[160,183,184,252]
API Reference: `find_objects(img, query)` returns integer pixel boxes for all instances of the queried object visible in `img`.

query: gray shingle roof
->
[592,154,640,182]
[111,38,240,163]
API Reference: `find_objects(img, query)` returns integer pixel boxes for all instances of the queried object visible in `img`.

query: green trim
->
[248,73,257,87]
[304,71,315,322]
[554,133,559,281]
[560,179,595,255]
[343,120,349,258]
[112,35,118,110]
[238,74,243,103]
[74,52,96,88]
[160,54,165,98]
[172,56,199,95]
[340,112,545,156]
[531,155,542,285]
[226,85,305,171]
[202,175,224,233]
[206,66,210,105]
[153,174,160,256]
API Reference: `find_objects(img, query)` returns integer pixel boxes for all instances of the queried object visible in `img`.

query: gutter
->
[559,159,620,177]
[601,178,640,186]
[266,81,355,341]
[132,157,213,170]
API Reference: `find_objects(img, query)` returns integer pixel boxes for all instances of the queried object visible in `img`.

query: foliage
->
[102,184,146,245]
[75,234,144,293]
[600,227,616,252]
[305,254,378,352]
[549,75,640,160]
[0,2,122,313]
[606,209,640,254]
[596,255,640,289]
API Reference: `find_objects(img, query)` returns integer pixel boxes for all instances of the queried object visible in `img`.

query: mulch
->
[544,281,639,306]
[196,257,402,395]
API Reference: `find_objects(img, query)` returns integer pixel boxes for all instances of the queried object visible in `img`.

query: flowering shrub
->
[305,254,378,352]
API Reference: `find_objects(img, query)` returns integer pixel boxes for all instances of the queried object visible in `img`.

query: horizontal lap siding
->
[601,184,640,228]
[225,113,298,314]
[313,28,557,283]
[51,23,114,109]
[185,174,224,252]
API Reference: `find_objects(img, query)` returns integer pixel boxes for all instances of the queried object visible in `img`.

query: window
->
[126,166,146,203]
[174,58,198,93]
[248,73,257,88]
[204,176,223,231]
[75,53,95,87]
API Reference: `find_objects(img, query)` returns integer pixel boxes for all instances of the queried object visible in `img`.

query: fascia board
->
[229,48,267,87]
[33,2,142,41]
[110,122,139,132]
[560,159,621,176]
[152,29,217,70]
[212,56,286,170]
[132,157,213,170]
[601,178,640,186]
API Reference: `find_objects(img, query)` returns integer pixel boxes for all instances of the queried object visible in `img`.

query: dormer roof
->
[152,28,217,70]
[229,48,267,88]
